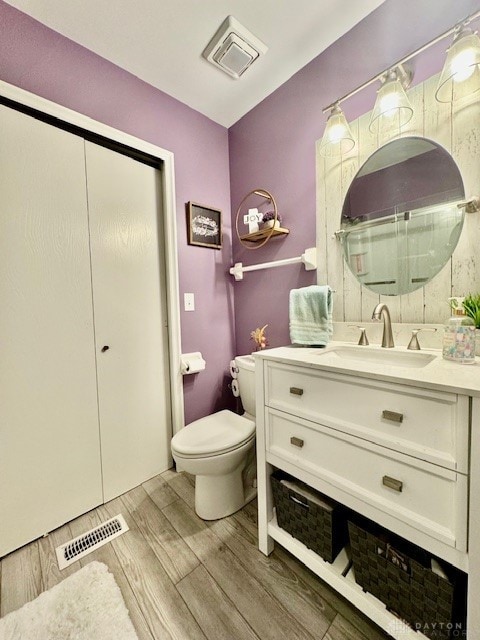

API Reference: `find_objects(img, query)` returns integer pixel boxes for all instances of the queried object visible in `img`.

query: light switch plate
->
[184,293,195,311]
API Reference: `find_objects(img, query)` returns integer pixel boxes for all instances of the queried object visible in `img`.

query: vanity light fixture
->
[369,65,414,133]
[435,24,480,103]
[319,103,356,157]
[321,9,480,156]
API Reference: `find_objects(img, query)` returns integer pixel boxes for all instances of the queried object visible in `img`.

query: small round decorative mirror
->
[339,136,465,295]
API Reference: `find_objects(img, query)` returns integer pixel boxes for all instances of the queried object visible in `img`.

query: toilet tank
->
[235,354,256,417]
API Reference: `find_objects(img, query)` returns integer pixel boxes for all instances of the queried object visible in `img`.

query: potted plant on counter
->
[463,293,480,356]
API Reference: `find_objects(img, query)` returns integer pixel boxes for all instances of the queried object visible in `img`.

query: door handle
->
[101,345,110,353]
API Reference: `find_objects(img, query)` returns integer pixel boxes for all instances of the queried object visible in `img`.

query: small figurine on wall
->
[250,324,268,350]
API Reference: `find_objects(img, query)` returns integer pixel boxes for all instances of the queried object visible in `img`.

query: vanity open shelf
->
[268,513,425,639]
[239,226,289,242]
[254,344,478,639]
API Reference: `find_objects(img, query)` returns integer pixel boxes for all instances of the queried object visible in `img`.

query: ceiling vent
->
[203,16,268,80]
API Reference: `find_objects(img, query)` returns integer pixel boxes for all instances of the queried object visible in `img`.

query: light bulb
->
[436,26,480,102]
[379,92,400,115]
[319,104,355,157]
[328,122,347,143]
[369,71,413,133]
[450,48,477,81]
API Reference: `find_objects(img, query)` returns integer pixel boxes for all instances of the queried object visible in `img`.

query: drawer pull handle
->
[290,387,304,396]
[290,436,304,448]
[290,495,309,509]
[382,476,403,492]
[382,410,404,423]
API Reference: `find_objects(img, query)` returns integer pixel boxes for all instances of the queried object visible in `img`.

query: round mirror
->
[340,137,465,295]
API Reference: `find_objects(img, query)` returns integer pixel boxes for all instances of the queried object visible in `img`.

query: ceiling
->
[5,0,385,127]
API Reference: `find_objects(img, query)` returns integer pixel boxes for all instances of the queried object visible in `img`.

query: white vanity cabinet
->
[255,347,479,640]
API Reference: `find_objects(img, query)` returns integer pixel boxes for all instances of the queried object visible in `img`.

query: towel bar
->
[230,247,317,281]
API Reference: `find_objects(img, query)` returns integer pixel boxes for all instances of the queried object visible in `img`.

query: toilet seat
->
[171,409,255,459]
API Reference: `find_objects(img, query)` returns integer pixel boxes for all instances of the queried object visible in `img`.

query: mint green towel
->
[289,285,333,346]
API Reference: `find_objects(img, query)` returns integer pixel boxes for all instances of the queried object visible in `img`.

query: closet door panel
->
[85,142,172,501]
[0,107,103,556]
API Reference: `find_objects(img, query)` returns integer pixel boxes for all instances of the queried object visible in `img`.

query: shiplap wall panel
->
[452,97,480,296]
[324,153,345,320]
[356,112,381,321]
[316,155,328,286]
[398,83,426,323]
[316,72,480,324]
[375,98,403,322]
[423,76,454,323]
[342,119,363,322]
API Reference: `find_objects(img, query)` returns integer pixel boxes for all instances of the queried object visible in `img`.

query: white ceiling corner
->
[5,0,386,127]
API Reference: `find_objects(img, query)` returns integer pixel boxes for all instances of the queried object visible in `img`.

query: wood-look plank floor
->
[0,471,391,640]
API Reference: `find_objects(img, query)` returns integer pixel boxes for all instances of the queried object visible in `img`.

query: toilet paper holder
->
[180,352,206,375]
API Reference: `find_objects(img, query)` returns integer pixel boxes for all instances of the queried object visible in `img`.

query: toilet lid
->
[171,410,255,457]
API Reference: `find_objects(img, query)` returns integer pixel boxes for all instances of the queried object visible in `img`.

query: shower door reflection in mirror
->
[339,137,465,296]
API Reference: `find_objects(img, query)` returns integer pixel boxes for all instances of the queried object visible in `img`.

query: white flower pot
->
[263,220,281,229]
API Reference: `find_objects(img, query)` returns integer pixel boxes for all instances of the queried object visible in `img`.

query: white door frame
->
[0,80,185,435]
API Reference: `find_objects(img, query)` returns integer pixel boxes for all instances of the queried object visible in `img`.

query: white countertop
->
[254,342,480,397]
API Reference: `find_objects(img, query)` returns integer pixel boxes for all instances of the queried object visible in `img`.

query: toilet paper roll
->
[180,352,206,375]
[231,379,240,397]
[229,360,238,379]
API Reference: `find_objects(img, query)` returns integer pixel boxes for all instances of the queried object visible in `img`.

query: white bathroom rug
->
[0,561,138,640]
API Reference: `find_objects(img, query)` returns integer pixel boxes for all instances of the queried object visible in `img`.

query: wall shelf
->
[239,226,289,243]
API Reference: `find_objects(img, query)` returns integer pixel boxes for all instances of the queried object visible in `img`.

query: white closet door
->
[85,142,172,501]
[0,108,103,557]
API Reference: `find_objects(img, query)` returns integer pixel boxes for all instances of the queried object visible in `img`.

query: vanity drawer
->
[265,362,469,472]
[266,409,467,550]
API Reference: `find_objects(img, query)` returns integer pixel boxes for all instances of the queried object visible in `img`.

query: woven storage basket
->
[271,471,347,563]
[348,519,466,639]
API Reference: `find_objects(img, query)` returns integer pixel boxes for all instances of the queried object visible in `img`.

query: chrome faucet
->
[372,303,395,348]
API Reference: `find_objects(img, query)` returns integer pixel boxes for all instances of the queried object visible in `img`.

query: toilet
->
[171,354,256,520]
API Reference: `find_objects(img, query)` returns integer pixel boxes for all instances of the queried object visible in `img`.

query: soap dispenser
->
[442,296,476,364]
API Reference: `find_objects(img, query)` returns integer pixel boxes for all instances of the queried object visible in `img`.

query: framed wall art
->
[187,202,222,249]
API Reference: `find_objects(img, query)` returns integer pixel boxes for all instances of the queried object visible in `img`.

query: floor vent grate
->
[55,514,129,569]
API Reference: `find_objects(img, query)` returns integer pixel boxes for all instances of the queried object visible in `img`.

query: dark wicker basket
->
[348,519,466,639]
[271,472,347,563]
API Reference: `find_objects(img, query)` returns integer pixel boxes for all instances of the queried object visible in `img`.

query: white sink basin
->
[318,345,436,369]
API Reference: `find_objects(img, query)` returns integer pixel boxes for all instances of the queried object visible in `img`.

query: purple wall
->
[0,1,235,425]
[229,0,480,356]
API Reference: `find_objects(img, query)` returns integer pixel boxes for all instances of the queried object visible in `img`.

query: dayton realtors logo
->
[386,619,466,637]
